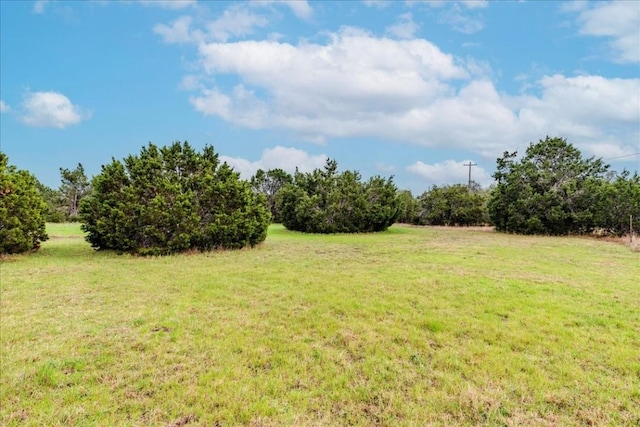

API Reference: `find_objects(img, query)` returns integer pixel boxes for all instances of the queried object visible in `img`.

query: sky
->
[1,0,639,194]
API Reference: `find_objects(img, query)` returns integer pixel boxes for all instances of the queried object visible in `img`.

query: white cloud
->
[20,91,89,129]
[206,6,269,42]
[220,146,327,179]
[190,85,269,129]
[33,0,49,14]
[586,142,639,160]
[169,22,638,162]
[251,0,313,20]
[154,6,268,44]
[511,74,640,158]
[458,0,488,10]
[138,0,196,10]
[180,74,203,91]
[0,100,9,112]
[283,0,312,20]
[438,4,485,34]
[559,1,588,13]
[408,0,487,33]
[386,13,419,39]
[192,29,474,143]
[407,159,492,187]
[571,1,640,63]
[154,16,195,44]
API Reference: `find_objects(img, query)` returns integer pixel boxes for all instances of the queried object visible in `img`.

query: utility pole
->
[464,161,477,192]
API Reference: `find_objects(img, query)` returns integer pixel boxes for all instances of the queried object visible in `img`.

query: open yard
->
[1,224,639,426]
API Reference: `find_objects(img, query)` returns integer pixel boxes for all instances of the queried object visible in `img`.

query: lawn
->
[1,224,638,426]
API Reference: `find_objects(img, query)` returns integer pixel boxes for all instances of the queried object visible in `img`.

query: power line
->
[603,152,640,161]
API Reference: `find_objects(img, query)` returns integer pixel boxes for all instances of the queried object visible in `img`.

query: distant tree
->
[59,163,91,221]
[415,184,488,226]
[0,153,49,254]
[250,168,293,223]
[80,142,271,255]
[396,190,419,224]
[276,159,399,233]
[592,170,640,236]
[487,136,609,235]
[35,180,65,223]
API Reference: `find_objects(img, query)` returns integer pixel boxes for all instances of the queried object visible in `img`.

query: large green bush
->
[276,159,399,233]
[591,170,640,236]
[487,136,609,235]
[80,142,270,255]
[0,153,49,254]
[415,184,488,226]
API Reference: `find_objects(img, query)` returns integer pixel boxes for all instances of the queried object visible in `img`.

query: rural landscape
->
[1,135,640,426]
[2,1,639,425]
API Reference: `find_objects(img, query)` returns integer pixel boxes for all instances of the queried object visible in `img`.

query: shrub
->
[0,153,49,254]
[80,142,270,255]
[488,136,609,235]
[415,184,488,226]
[276,159,399,233]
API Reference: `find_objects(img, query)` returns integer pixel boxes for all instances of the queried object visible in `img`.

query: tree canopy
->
[250,168,293,223]
[591,170,640,236]
[0,153,49,254]
[59,163,91,221]
[79,142,271,255]
[414,184,488,226]
[487,136,610,235]
[276,159,399,233]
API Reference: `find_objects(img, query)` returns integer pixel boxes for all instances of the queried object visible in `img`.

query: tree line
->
[1,137,639,255]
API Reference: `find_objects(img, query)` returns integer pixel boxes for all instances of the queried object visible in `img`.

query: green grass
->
[1,223,639,426]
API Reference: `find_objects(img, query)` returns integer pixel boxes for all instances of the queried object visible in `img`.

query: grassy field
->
[1,223,639,426]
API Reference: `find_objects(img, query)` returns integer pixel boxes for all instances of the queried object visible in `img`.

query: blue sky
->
[1,0,639,194]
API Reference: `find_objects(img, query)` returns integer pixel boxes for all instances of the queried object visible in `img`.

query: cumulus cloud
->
[587,142,639,160]
[20,91,89,129]
[156,11,638,162]
[571,1,640,63]
[0,100,9,112]
[386,13,419,39]
[220,146,327,179]
[512,74,640,157]
[191,27,468,140]
[189,24,639,159]
[407,159,492,187]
